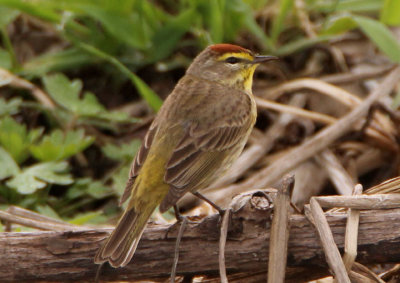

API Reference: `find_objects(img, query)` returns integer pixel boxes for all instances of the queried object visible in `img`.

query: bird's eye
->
[225,57,240,64]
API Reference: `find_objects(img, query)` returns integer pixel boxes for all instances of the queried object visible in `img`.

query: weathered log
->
[1,194,400,282]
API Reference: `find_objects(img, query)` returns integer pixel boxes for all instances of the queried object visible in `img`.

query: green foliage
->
[323,13,400,63]
[36,204,61,220]
[43,73,131,122]
[353,15,400,62]
[6,161,73,194]
[102,139,141,162]
[0,97,21,116]
[30,129,94,161]
[380,0,400,25]
[0,146,19,180]
[0,48,12,69]
[0,116,43,163]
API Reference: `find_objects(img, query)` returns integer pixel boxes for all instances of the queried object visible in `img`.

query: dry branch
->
[268,175,293,283]
[2,192,400,282]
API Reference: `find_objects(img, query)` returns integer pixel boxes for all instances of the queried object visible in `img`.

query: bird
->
[94,43,278,268]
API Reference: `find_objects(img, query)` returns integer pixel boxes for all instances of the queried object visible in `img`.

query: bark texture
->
[1,195,400,282]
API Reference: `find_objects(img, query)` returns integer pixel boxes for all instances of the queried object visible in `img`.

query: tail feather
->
[94,207,148,267]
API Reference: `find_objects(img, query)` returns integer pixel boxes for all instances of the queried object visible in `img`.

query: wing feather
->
[119,124,158,205]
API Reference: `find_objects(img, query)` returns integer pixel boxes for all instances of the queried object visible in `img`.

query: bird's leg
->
[192,191,225,216]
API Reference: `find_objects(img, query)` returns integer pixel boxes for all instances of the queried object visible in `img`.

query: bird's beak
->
[252,55,279,64]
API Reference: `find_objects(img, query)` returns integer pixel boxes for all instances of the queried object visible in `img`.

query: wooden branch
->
[1,192,400,282]
[268,175,294,283]
[309,198,350,283]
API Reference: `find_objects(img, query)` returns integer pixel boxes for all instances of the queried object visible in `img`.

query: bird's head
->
[186,44,278,92]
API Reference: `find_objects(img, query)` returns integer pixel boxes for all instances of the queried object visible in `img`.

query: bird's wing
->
[159,84,255,212]
[119,123,158,205]
[159,125,249,212]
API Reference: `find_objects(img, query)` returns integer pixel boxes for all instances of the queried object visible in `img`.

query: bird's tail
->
[94,206,152,267]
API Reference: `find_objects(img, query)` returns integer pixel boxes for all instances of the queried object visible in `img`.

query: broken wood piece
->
[314,194,400,209]
[343,184,362,270]
[310,198,351,283]
[219,208,231,283]
[268,174,294,283]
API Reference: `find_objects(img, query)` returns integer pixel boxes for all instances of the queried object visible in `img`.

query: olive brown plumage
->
[94,44,277,267]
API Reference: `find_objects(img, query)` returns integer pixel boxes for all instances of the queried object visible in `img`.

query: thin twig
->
[0,210,86,231]
[315,149,355,196]
[366,176,400,194]
[170,217,188,283]
[310,198,351,283]
[255,96,336,124]
[353,262,385,283]
[0,68,55,108]
[219,208,231,283]
[263,78,361,106]
[314,194,400,209]
[343,184,362,270]
[267,174,294,283]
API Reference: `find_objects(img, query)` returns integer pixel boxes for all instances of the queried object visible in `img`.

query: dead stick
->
[310,198,351,283]
[0,210,86,231]
[170,217,187,283]
[267,175,294,283]
[219,209,231,283]
[315,149,354,196]
[315,194,400,209]
[343,184,362,270]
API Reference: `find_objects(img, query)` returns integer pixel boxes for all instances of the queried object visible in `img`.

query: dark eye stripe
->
[225,57,241,64]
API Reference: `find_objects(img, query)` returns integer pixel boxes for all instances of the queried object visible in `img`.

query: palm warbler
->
[95,44,277,267]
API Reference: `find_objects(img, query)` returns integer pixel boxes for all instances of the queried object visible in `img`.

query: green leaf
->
[43,73,131,121]
[86,181,112,199]
[322,14,358,35]
[335,0,382,12]
[65,178,90,200]
[22,48,94,77]
[207,0,224,43]
[0,48,12,69]
[6,161,73,194]
[380,0,400,25]
[0,146,19,180]
[271,0,294,43]
[36,204,61,220]
[102,139,141,162]
[72,41,163,111]
[0,116,43,163]
[0,97,22,117]
[83,6,149,49]
[111,164,130,197]
[312,0,382,13]
[68,211,107,225]
[149,8,195,62]
[30,129,94,161]
[276,35,334,56]
[65,177,111,200]
[0,6,19,27]
[353,15,400,63]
